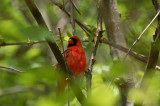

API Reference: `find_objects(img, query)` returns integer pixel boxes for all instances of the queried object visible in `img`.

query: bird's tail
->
[54,63,68,98]
[56,74,68,96]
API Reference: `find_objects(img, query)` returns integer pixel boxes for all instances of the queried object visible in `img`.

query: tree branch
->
[87,4,103,93]
[0,66,24,73]
[124,9,160,60]
[69,0,81,15]
[100,38,147,63]
[2,38,160,71]
[51,0,92,35]
[0,41,46,47]
[70,0,76,35]
[51,0,160,71]
[141,0,160,83]
[24,0,86,104]
[134,1,160,105]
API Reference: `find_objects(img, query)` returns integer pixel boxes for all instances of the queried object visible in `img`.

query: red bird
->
[57,36,86,94]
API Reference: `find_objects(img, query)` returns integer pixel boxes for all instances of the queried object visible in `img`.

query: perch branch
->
[51,1,160,71]
[24,0,86,104]
[87,5,103,93]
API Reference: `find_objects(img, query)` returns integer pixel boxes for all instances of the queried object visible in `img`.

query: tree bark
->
[99,0,134,105]
[99,0,127,60]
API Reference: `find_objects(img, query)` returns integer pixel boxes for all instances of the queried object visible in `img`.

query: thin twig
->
[58,27,70,84]
[0,41,46,47]
[124,9,160,60]
[58,28,65,52]
[135,1,160,105]
[87,5,103,93]
[0,66,24,73]
[106,77,115,91]
[51,0,91,35]
[141,0,160,84]
[70,0,76,35]
[25,0,86,104]
[69,0,81,15]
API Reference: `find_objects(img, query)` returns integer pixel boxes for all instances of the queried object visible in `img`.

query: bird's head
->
[68,36,82,47]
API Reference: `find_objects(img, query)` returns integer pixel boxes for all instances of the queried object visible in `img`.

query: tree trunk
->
[99,0,134,105]
[99,0,126,60]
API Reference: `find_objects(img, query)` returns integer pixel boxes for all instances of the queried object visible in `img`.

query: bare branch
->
[51,0,92,35]
[87,5,103,93]
[133,1,160,106]
[141,0,160,82]
[69,0,81,15]
[124,9,160,60]
[100,38,147,63]
[2,38,158,71]
[83,38,160,71]
[70,0,76,35]
[0,66,24,73]
[24,0,86,104]
[0,41,46,47]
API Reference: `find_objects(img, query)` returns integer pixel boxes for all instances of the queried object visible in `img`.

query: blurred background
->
[0,0,160,106]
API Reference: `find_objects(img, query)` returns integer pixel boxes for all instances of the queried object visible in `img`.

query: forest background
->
[0,0,160,106]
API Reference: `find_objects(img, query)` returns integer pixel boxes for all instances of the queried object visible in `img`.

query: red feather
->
[63,36,86,75]
[57,36,86,95]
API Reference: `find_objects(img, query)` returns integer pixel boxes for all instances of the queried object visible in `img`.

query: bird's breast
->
[66,47,86,75]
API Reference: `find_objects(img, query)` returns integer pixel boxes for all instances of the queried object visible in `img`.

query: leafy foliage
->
[0,0,160,105]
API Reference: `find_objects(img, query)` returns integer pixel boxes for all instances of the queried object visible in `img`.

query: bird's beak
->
[68,38,74,44]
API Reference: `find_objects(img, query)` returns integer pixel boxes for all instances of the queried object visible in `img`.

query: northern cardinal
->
[56,36,86,95]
